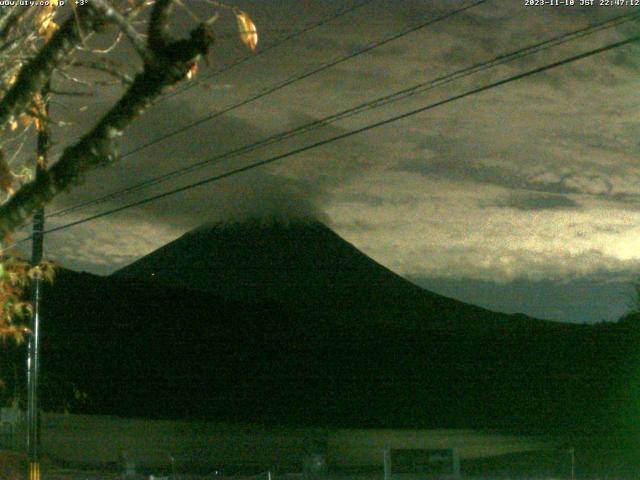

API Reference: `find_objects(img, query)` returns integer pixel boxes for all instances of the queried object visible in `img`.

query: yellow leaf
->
[9,119,17,131]
[19,114,32,128]
[32,92,46,133]
[0,325,28,345]
[36,5,58,41]
[235,10,258,52]
[186,63,198,80]
[12,302,32,318]
[27,266,41,280]
[6,73,17,88]
[12,328,25,345]
[32,92,45,112]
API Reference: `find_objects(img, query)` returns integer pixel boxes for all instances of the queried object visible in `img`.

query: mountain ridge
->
[113,217,558,331]
[11,226,628,432]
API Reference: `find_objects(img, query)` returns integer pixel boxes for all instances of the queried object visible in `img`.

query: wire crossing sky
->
[37,31,640,238]
[46,9,640,221]
[120,0,489,160]
[27,1,640,324]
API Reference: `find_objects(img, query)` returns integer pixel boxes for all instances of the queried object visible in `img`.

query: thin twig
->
[49,88,95,97]
[0,6,33,43]
[0,8,214,237]
[55,70,95,88]
[148,0,174,52]
[7,132,30,167]
[77,31,124,54]
[90,0,152,62]
[175,0,202,24]
[69,59,134,85]
[0,5,105,132]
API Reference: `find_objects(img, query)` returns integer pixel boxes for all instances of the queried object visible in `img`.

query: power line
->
[118,0,489,160]
[47,10,639,220]
[45,1,377,160]
[47,0,488,218]
[37,33,640,240]
[164,0,377,100]
[0,0,488,248]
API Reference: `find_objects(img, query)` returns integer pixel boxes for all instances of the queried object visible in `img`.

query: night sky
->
[16,0,640,324]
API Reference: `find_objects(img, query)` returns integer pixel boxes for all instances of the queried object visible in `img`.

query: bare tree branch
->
[148,0,174,54]
[0,6,105,132]
[55,69,94,88]
[0,5,214,238]
[90,0,152,63]
[0,6,33,44]
[69,59,134,86]
[49,88,95,97]
[78,31,124,54]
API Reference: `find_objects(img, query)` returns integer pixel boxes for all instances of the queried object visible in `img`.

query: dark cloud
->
[396,144,621,199]
[396,156,531,191]
[49,99,271,219]
[34,0,640,323]
[141,171,330,227]
[49,104,383,247]
[489,193,580,211]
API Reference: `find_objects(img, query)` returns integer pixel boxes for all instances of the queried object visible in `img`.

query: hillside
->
[1,218,628,435]
[113,218,554,332]
[35,267,611,433]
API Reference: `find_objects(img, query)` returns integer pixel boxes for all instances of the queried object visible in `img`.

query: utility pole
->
[27,86,49,480]
[570,447,575,480]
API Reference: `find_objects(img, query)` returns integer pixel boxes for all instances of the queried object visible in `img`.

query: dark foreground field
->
[7,438,640,480]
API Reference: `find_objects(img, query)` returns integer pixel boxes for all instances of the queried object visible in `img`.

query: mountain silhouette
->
[13,217,630,435]
[32,265,611,433]
[114,217,552,332]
